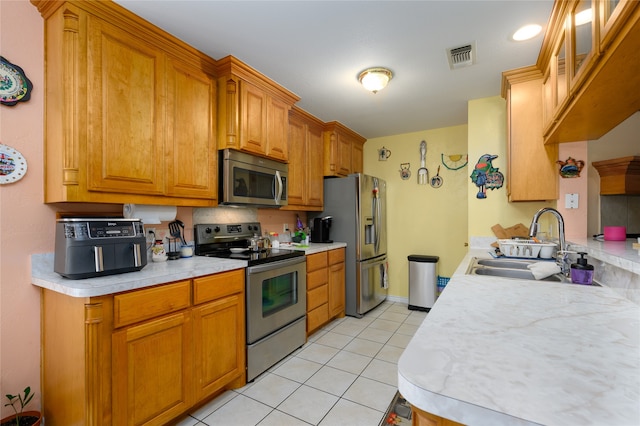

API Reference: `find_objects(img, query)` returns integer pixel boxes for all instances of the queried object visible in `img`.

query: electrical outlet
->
[147,228,156,243]
[283,223,289,233]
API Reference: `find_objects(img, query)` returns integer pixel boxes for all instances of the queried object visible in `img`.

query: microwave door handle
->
[274,171,283,204]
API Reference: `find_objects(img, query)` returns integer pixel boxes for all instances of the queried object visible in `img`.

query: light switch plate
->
[565,193,579,209]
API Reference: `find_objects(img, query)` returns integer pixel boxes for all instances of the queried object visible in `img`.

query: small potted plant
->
[1,387,41,426]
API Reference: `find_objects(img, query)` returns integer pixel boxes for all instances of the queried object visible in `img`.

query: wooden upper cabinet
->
[87,16,166,196]
[536,0,640,143]
[323,121,366,177]
[216,56,300,162]
[503,67,559,202]
[32,0,218,206]
[165,57,217,200]
[286,106,324,211]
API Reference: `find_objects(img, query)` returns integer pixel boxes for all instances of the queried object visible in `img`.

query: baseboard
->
[386,295,408,304]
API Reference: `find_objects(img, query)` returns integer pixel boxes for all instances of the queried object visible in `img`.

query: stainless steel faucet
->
[528,207,569,274]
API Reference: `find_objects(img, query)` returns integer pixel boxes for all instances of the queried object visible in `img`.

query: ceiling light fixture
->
[512,24,542,41]
[358,67,393,94]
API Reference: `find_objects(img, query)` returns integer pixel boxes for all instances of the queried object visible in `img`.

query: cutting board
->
[491,223,529,239]
[491,224,508,239]
[505,223,530,238]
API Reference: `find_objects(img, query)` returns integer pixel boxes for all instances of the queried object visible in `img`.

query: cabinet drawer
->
[328,248,345,265]
[114,280,191,328]
[193,269,244,305]
[306,252,328,272]
[307,303,329,333]
[307,268,328,290]
[307,284,328,311]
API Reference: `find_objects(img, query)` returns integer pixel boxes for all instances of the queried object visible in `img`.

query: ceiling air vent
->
[446,42,477,70]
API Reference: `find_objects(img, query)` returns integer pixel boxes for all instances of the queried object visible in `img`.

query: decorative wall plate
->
[0,57,33,106]
[0,144,28,184]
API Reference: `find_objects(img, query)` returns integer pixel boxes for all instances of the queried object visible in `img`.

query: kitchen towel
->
[123,204,177,225]
[527,262,562,280]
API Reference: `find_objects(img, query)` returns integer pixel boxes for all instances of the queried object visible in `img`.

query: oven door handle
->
[247,256,305,274]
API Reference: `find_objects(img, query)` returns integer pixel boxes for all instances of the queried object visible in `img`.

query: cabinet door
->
[306,121,325,207]
[193,293,245,402]
[166,57,217,199]
[328,249,346,318]
[267,97,290,161]
[287,113,306,206]
[328,261,345,318]
[240,81,268,155]
[507,78,558,202]
[287,110,324,209]
[87,16,165,195]
[351,140,364,175]
[337,132,353,176]
[112,311,192,426]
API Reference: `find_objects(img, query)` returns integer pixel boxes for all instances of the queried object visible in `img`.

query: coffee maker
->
[311,216,333,243]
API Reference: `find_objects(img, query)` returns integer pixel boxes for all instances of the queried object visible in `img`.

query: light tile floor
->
[176,300,426,426]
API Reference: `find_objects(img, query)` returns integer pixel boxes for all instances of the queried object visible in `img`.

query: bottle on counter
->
[570,252,594,285]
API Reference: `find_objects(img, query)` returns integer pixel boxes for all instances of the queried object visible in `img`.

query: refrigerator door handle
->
[373,192,381,254]
[380,261,389,289]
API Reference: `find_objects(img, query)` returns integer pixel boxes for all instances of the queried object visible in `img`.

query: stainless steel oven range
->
[194,222,306,382]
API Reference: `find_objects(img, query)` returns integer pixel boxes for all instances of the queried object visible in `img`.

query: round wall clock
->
[0,56,33,106]
[0,144,28,184]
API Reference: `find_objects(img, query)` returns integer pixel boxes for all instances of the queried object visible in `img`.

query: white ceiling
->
[114,0,554,140]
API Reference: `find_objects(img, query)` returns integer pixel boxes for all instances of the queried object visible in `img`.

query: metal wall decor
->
[399,163,411,180]
[470,154,503,199]
[378,146,392,161]
[557,157,585,178]
[441,153,468,170]
[0,56,33,106]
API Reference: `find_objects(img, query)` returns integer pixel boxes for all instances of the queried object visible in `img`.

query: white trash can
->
[407,255,439,311]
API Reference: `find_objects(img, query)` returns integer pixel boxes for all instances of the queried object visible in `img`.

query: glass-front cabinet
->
[570,0,596,89]
[599,0,633,49]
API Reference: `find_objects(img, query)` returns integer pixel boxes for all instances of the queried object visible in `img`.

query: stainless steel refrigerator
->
[319,174,388,317]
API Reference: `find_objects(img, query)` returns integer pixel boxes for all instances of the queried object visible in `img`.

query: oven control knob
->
[205,227,212,234]
[214,226,220,233]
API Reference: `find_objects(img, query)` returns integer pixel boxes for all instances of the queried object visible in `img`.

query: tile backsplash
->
[600,195,640,234]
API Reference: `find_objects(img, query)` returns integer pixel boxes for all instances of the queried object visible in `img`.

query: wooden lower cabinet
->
[112,311,193,425]
[412,405,464,426]
[41,269,246,426]
[306,248,346,335]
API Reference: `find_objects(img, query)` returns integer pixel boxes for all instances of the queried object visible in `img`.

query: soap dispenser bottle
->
[570,252,594,285]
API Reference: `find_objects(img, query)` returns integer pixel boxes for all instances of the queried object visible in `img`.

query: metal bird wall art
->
[470,154,504,199]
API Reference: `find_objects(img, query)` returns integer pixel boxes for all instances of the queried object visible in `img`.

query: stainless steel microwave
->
[219,149,288,207]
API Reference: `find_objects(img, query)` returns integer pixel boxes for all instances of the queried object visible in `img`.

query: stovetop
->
[194,222,304,266]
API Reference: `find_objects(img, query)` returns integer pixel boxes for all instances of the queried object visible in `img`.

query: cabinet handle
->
[94,246,104,272]
[132,243,142,267]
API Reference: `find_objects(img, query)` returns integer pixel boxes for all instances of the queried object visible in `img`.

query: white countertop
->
[31,253,247,298]
[30,243,347,298]
[280,241,347,254]
[398,248,640,426]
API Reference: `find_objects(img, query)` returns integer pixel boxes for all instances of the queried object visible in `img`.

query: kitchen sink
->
[466,257,600,285]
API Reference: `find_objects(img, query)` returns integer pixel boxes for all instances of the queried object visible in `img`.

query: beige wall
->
[1,0,49,413]
[467,97,553,239]
[363,125,468,298]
